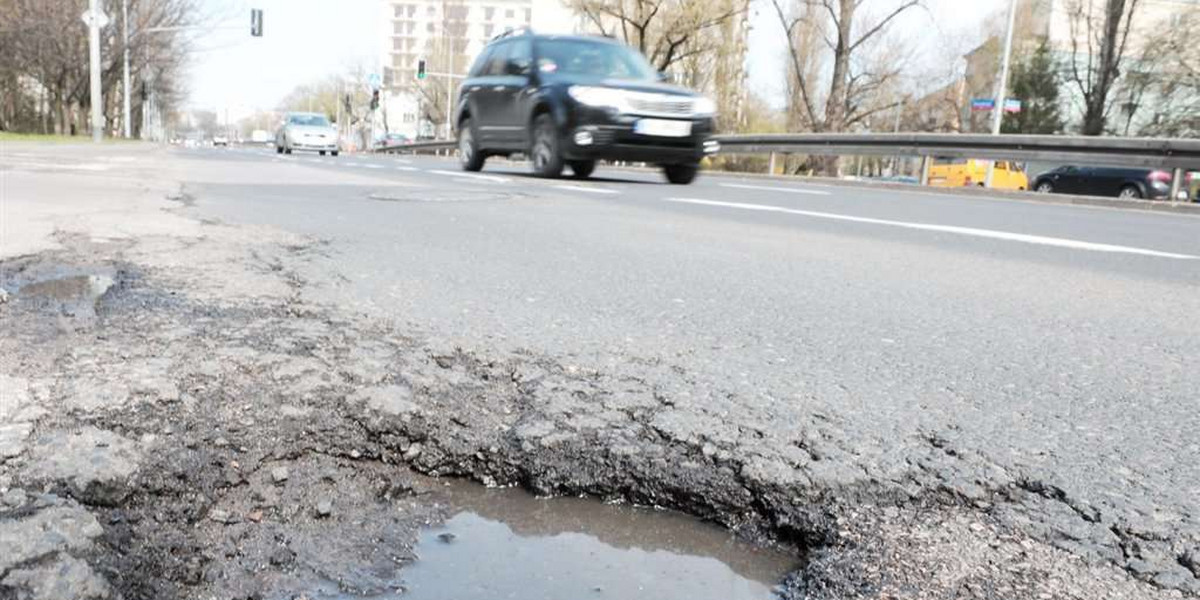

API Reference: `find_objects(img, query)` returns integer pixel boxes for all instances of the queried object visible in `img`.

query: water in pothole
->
[13,269,114,321]
[350,481,797,600]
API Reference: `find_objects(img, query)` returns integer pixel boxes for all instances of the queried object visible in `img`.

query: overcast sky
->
[187,0,1007,118]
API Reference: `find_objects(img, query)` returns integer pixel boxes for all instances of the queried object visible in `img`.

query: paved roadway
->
[179,145,1199,586]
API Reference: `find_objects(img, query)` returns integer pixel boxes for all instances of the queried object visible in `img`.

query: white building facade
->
[377,0,545,139]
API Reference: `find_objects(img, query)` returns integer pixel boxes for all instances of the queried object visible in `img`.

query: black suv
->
[454,31,719,184]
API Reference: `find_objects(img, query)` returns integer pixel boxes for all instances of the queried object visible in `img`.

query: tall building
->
[378,0,534,139]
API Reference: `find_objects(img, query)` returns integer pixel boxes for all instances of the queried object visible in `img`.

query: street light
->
[984,0,1019,188]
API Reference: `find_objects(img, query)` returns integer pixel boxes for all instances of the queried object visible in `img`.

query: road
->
[169,145,1199,592]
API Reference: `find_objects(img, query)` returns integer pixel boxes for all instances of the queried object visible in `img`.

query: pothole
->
[355,481,798,600]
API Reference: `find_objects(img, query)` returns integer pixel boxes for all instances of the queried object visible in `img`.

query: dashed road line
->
[554,185,619,195]
[430,169,511,183]
[720,183,832,196]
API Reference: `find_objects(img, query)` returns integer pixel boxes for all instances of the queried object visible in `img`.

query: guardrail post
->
[1169,168,1185,202]
[768,152,777,175]
[919,156,931,186]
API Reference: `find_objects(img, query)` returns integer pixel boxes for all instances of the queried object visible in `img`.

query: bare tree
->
[0,0,198,136]
[771,0,922,174]
[1116,10,1199,137]
[1063,0,1141,135]
[566,0,748,73]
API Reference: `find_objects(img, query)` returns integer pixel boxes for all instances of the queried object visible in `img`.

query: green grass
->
[0,131,141,143]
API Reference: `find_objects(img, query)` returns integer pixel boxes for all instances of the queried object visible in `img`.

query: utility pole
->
[122,0,131,138]
[985,0,1018,188]
[86,0,105,142]
[444,0,453,140]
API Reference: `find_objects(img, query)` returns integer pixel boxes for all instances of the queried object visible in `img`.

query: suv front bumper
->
[563,111,717,165]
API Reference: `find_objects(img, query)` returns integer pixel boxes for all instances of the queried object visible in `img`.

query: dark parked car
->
[453,31,719,184]
[1032,166,1179,200]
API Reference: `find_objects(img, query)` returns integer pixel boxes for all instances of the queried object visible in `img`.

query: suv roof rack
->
[491,26,533,42]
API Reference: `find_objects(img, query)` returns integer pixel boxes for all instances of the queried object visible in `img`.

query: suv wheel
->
[569,160,596,179]
[530,114,564,178]
[663,163,698,185]
[1035,181,1053,193]
[459,118,485,172]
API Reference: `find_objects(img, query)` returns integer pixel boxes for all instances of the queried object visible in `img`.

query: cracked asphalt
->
[1,142,1197,599]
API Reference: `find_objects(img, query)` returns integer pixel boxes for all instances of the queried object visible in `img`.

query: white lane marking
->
[362,163,384,169]
[430,169,511,183]
[721,183,831,196]
[664,197,1199,259]
[345,162,364,167]
[393,158,413,164]
[395,166,418,172]
[554,185,619,195]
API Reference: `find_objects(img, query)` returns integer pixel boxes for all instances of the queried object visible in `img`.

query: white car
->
[212,135,229,147]
[275,112,339,156]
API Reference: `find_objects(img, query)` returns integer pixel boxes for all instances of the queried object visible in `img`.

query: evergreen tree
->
[1003,42,1064,134]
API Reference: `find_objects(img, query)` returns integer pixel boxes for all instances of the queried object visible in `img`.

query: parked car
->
[927,158,1028,190]
[454,30,719,184]
[1032,166,1178,200]
[275,112,339,156]
[212,135,229,147]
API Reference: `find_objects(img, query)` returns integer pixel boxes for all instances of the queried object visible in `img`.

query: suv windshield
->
[536,39,657,81]
[288,114,330,127]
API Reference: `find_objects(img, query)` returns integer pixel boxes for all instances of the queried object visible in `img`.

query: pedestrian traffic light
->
[370,89,380,111]
[251,9,263,37]
[417,59,426,80]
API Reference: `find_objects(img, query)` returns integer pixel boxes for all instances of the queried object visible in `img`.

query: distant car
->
[275,112,339,156]
[1032,166,1185,200]
[454,31,718,184]
[212,135,229,147]
[928,158,1028,190]
[381,133,411,147]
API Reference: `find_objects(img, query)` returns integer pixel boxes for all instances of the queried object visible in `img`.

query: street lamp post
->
[122,0,131,138]
[984,0,1019,188]
[86,0,104,142]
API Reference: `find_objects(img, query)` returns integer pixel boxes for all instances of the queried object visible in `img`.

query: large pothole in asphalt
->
[385,481,797,600]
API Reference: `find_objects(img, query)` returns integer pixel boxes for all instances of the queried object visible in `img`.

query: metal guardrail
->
[713,133,1200,170]
[376,140,456,153]
[376,133,1199,198]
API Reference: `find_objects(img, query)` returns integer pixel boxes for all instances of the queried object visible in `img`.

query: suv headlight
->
[569,86,630,112]
[693,97,717,116]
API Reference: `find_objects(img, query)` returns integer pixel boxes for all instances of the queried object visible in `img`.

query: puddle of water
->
[390,483,797,600]
[16,273,114,318]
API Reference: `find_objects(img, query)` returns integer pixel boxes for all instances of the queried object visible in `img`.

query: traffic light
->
[416,59,426,80]
[370,89,380,111]
[251,9,263,37]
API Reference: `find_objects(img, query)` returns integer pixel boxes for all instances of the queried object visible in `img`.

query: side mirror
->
[506,61,529,76]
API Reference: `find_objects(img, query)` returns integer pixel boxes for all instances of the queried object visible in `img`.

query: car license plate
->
[634,119,691,137]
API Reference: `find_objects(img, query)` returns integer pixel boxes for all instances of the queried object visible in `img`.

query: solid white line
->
[554,185,618,195]
[395,166,418,172]
[362,163,383,169]
[721,183,831,196]
[664,197,1199,259]
[430,169,510,183]
[345,162,363,167]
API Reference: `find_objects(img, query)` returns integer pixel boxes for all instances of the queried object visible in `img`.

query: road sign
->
[368,73,382,90]
[81,8,110,28]
[1003,98,1022,113]
[971,98,995,112]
